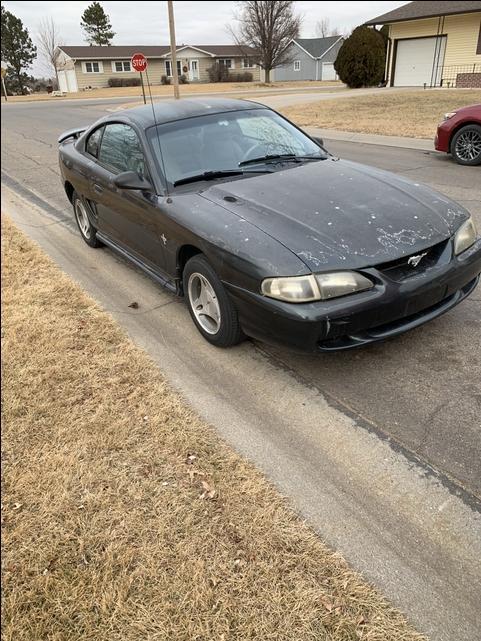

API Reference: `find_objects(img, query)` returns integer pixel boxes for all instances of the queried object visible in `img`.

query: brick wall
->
[456,72,481,88]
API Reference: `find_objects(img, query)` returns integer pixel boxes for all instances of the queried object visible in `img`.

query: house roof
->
[59,44,257,60]
[293,36,343,59]
[365,0,481,25]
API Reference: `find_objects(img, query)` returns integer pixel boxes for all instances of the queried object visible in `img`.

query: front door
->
[189,59,199,81]
[89,122,167,272]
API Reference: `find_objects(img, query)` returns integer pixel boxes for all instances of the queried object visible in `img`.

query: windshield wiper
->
[239,153,326,167]
[173,169,270,187]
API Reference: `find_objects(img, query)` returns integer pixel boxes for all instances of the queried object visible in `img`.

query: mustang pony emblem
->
[408,252,428,267]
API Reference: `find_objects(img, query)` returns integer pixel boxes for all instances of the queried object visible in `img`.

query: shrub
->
[161,75,171,85]
[179,74,189,84]
[334,26,386,88]
[229,71,253,82]
[207,64,230,83]
[107,77,141,87]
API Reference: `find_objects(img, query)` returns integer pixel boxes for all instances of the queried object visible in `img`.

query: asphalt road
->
[2,96,481,641]
[2,97,480,496]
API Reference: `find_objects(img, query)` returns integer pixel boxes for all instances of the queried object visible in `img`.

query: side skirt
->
[96,231,181,296]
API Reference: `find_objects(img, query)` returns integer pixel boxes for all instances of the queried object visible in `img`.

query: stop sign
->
[131,53,147,72]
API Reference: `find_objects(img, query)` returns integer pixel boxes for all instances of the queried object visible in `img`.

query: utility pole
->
[167,0,180,99]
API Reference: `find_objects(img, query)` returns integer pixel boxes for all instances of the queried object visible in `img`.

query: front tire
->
[451,124,481,166]
[72,191,102,247]
[183,255,244,347]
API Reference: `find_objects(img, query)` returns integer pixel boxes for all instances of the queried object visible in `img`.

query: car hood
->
[200,159,469,271]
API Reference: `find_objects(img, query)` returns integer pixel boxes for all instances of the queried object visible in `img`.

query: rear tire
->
[450,124,481,166]
[72,191,102,247]
[183,255,244,347]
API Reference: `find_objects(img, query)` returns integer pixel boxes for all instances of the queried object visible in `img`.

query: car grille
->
[376,239,449,282]
[317,276,478,351]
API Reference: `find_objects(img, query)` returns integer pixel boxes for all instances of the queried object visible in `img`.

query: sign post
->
[131,53,148,104]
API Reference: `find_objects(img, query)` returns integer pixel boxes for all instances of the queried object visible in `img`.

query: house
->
[55,44,260,92]
[365,0,481,87]
[273,36,344,82]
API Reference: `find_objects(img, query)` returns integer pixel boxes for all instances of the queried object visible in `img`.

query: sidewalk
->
[306,126,433,151]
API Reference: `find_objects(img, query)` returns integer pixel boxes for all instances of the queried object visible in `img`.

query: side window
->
[98,123,146,175]
[86,127,103,158]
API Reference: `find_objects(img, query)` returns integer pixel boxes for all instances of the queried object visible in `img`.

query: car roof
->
[110,97,266,128]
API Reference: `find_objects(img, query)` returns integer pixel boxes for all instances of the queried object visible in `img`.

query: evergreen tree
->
[1,6,37,94]
[81,2,115,46]
[334,26,386,88]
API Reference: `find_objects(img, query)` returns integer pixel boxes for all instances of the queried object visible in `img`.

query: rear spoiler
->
[58,127,88,144]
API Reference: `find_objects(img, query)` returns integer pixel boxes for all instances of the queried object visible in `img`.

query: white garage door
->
[394,36,446,86]
[57,69,78,93]
[65,69,78,92]
[322,63,337,81]
[58,70,68,93]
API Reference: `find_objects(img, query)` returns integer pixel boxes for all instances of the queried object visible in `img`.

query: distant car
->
[58,98,481,352]
[435,103,481,166]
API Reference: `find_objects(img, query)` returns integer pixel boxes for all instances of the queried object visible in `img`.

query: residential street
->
[2,95,481,641]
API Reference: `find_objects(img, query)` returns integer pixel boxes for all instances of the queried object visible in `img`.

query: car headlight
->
[444,111,457,120]
[261,272,374,303]
[454,217,477,255]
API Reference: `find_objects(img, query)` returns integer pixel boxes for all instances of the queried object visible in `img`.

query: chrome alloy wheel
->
[455,130,481,162]
[187,272,221,334]
[74,199,91,239]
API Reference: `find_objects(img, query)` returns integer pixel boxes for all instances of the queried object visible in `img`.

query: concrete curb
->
[305,126,434,151]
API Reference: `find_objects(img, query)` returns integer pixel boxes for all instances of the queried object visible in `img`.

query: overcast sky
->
[3,1,406,76]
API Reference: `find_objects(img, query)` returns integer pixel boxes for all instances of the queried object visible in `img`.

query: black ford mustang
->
[58,97,481,351]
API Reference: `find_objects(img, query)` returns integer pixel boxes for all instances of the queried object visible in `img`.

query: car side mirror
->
[114,171,153,191]
[311,136,325,148]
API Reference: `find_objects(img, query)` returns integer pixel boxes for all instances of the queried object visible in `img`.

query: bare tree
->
[230,1,301,83]
[37,18,62,87]
[315,17,343,38]
[315,17,330,37]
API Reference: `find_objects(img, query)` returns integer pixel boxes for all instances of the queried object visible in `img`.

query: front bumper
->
[435,121,451,152]
[225,239,481,353]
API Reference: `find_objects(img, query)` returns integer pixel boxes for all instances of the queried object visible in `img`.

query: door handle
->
[93,183,104,195]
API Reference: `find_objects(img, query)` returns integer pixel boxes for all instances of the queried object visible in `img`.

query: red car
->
[435,103,481,166]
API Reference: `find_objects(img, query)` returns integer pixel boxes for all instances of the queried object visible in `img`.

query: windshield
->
[146,108,325,187]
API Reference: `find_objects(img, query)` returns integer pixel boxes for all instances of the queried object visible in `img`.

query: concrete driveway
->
[2,95,481,641]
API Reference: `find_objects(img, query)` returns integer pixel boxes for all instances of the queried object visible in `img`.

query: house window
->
[293,60,301,71]
[113,61,131,72]
[477,20,481,55]
[218,59,233,69]
[165,60,182,77]
[242,58,256,68]
[84,61,101,73]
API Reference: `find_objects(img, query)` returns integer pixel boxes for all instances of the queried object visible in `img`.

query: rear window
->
[86,127,103,158]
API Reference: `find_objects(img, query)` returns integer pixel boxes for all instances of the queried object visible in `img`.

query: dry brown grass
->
[5,80,341,103]
[281,89,481,138]
[1,215,426,641]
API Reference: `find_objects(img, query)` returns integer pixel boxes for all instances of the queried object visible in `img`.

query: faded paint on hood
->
[200,159,469,272]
